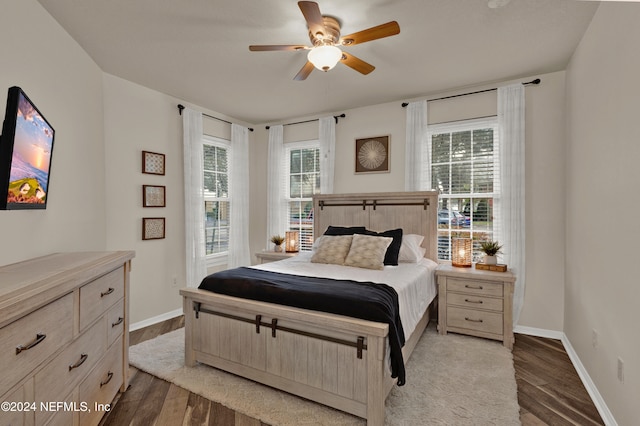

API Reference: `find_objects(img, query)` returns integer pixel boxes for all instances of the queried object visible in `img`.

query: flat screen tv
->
[0,86,55,210]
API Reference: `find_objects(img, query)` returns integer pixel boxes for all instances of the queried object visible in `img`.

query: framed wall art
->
[142,217,165,240]
[143,185,166,207]
[142,150,165,175]
[355,135,389,174]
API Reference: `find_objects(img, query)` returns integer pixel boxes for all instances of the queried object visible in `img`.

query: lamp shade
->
[452,238,472,267]
[285,231,299,253]
[307,45,342,71]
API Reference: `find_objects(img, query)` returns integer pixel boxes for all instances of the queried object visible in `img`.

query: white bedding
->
[252,252,438,338]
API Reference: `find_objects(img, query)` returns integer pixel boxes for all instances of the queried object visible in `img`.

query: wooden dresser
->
[0,251,134,426]
[436,263,515,349]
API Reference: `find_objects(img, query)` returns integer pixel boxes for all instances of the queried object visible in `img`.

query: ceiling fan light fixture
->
[307,45,342,72]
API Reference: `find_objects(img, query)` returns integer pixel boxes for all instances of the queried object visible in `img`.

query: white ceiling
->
[37,0,599,124]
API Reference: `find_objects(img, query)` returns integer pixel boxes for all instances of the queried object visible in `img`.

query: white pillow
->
[344,234,393,270]
[310,235,353,265]
[398,234,426,263]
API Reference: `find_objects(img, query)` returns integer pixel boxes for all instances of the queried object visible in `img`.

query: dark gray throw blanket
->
[198,267,407,385]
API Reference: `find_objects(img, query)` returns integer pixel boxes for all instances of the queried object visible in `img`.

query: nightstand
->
[435,263,516,349]
[255,251,297,264]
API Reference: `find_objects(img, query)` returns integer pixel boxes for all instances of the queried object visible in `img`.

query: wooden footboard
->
[180,288,431,425]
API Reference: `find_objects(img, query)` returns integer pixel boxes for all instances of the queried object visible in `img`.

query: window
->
[429,118,499,262]
[286,141,320,251]
[203,136,230,258]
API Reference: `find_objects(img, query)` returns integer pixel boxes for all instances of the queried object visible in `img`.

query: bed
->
[180,191,439,425]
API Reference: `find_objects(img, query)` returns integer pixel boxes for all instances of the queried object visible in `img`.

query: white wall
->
[565,3,640,424]
[102,73,251,324]
[102,74,184,324]
[519,71,567,332]
[0,0,106,265]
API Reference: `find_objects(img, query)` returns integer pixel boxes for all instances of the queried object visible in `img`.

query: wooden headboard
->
[312,191,439,262]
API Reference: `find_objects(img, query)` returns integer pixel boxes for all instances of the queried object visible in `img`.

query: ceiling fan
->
[249,1,400,81]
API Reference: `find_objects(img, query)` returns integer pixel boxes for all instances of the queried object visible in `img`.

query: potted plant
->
[270,235,285,252]
[479,240,502,265]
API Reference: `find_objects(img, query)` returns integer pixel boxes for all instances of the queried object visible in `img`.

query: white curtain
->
[228,124,251,267]
[319,116,335,194]
[405,100,430,191]
[182,108,207,288]
[266,125,287,247]
[497,84,526,327]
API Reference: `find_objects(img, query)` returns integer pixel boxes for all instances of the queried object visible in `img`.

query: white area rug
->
[129,325,520,425]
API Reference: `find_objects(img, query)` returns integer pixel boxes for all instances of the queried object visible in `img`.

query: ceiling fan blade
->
[340,52,375,75]
[249,45,309,52]
[294,61,315,81]
[298,1,326,39]
[339,21,400,46]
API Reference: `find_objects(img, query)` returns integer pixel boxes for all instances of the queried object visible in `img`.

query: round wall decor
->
[355,136,389,173]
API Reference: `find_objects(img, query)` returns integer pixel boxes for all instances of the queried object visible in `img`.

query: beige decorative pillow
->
[344,233,393,270]
[310,235,353,265]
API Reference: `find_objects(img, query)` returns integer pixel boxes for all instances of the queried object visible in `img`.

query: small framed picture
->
[142,217,165,240]
[355,136,389,173]
[142,150,165,175]
[143,185,166,207]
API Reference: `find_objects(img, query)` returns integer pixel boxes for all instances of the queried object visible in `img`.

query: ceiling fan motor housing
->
[309,16,341,45]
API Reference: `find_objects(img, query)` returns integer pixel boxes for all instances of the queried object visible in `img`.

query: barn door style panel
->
[369,203,426,235]
[313,203,369,235]
[313,191,439,261]
[193,309,267,371]
[264,327,368,404]
[186,298,378,418]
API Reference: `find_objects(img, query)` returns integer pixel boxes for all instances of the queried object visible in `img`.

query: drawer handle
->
[112,317,124,327]
[465,284,484,290]
[16,333,47,355]
[69,353,89,371]
[100,371,114,388]
[101,287,115,297]
[465,317,484,323]
[464,299,484,304]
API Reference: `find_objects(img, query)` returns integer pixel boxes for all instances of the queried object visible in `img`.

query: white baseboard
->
[561,335,618,426]
[514,325,564,340]
[515,326,617,425]
[129,308,183,332]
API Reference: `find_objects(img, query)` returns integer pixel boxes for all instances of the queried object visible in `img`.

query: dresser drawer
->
[79,267,124,330]
[79,335,124,426]
[0,384,26,426]
[106,299,125,347]
[34,319,107,424]
[447,306,503,335]
[447,278,503,297]
[42,393,75,426]
[0,293,74,394]
[447,292,503,312]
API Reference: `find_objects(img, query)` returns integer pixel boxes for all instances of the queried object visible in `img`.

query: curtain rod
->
[177,104,254,132]
[401,78,541,107]
[265,113,346,130]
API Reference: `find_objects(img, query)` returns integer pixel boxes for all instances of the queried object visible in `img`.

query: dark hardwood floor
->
[514,334,604,426]
[100,316,604,426]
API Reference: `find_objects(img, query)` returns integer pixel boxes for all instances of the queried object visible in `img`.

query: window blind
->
[203,137,230,256]
[429,118,500,261]
[286,141,320,251]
